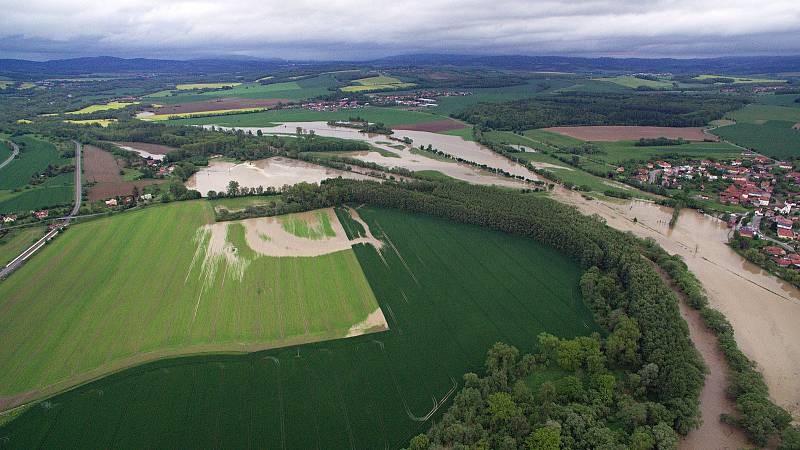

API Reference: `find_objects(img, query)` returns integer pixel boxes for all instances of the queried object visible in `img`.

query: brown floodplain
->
[392,118,467,133]
[543,125,718,141]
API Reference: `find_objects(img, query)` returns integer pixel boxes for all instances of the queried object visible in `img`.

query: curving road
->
[0,141,81,279]
[0,140,19,171]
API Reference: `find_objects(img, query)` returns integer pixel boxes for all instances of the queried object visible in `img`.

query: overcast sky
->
[1,0,799,60]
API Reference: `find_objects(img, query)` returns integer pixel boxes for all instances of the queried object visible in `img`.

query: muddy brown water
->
[200,120,800,422]
[185,156,374,196]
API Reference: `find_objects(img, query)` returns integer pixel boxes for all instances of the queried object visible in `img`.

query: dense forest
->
[455,93,748,131]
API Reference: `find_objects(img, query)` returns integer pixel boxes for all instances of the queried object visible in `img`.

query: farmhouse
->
[33,210,49,219]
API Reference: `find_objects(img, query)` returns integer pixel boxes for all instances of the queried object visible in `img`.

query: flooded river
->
[556,189,800,419]
[199,120,800,419]
[205,122,531,189]
[186,156,372,196]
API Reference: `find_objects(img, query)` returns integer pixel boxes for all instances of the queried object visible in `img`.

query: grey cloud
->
[1,0,798,59]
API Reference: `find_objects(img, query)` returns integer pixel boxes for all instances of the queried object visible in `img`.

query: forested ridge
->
[454,92,747,131]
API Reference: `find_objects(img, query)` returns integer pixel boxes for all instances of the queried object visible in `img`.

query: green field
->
[280,211,335,239]
[713,121,800,159]
[694,74,786,84]
[170,106,446,127]
[0,136,72,191]
[592,140,743,164]
[429,80,575,117]
[0,202,381,400]
[726,104,800,123]
[65,101,138,115]
[341,75,416,92]
[755,94,800,107]
[175,82,242,90]
[0,185,74,214]
[0,205,596,448]
[593,76,674,89]
[0,226,45,267]
[151,76,336,104]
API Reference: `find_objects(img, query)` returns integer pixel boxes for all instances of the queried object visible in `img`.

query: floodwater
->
[112,143,166,161]
[185,156,373,196]
[200,119,800,418]
[206,122,531,189]
[556,189,800,419]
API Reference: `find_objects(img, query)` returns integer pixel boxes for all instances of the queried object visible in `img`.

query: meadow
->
[592,75,674,89]
[0,205,596,449]
[0,202,381,403]
[170,106,447,127]
[150,76,337,104]
[0,135,71,191]
[693,74,786,84]
[429,79,575,117]
[63,118,117,127]
[175,82,242,90]
[341,75,416,92]
[141,107,269,121]
[0,226,45,267]
[713,121,800,159]
[726,104,800,123]
[592,140,743,164]
[65,101,139,115]
[0,185,74,214]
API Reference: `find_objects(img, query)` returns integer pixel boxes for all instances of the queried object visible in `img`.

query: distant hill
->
[1,54,798,78]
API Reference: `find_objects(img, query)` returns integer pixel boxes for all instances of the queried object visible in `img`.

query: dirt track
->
[543,125,717,141]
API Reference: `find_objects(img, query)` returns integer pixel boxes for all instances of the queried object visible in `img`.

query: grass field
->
[65,101,138,115]
[0,136,71,191]
[0,202,381,402]
[0,226,46,267]
[64,118,117,127]
[726,104,800,123]
[693,74,786,84]
[280,210,335,239]
[713,121,800,159]
[0,185,74,214]
[170,106,446,127]
[140,107,269,121]
[429,80,575,117]
[755,94,800,107]
[341,75,415,92]
[592,140,743,164]
[175,82,242,90]
[592,76,673,89]
[0,206,596,448]
[151,76,336,104]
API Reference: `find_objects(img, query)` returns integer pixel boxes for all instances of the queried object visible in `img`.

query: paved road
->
[0,140,19,171]
[0,141,82,279]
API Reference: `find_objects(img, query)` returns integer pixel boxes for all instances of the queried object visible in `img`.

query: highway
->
[0,141,82,279]
[0,140,19,170]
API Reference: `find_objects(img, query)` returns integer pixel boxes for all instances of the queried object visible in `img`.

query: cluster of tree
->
[455,93,748,131]
[325,119,393,135]
[729,232,800,288]
[634,137,689,147]
[639,240,796,447]
[234,179,705,445]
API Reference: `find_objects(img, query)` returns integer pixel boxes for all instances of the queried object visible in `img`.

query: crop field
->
[170,106,446,127]
[64,118,117,127]
[726,104,800,123]
[0,202,384,409]
[140,107,270,121]
[592,140,742,164]
[65,101,138,115]
[693,74,786,84]
[755,94,800,107]
[83,145,165,200]
[592,76,674,89]
[0,185,73,214]
[0,135,71,191]
[0,206,597,448]
[542,125,714,142]
[151,76,337,104]
[713,121,800,159]
[0,226,46,267]
[341,75,416,92]
[175,82,242,90]
[429,79,575,117]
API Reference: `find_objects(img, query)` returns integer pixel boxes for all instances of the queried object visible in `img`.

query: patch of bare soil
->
[346,308,389,337]
[147,97,288,115]
[239,208,383,257]
[83,145,166,201]
[393,118,467,132]
[543,126,717,141]
[112,141,177,155]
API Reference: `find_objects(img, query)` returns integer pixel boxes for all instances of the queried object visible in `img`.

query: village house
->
[1,214,16,223]
[33,210,48,219]
[105,198,118,207]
